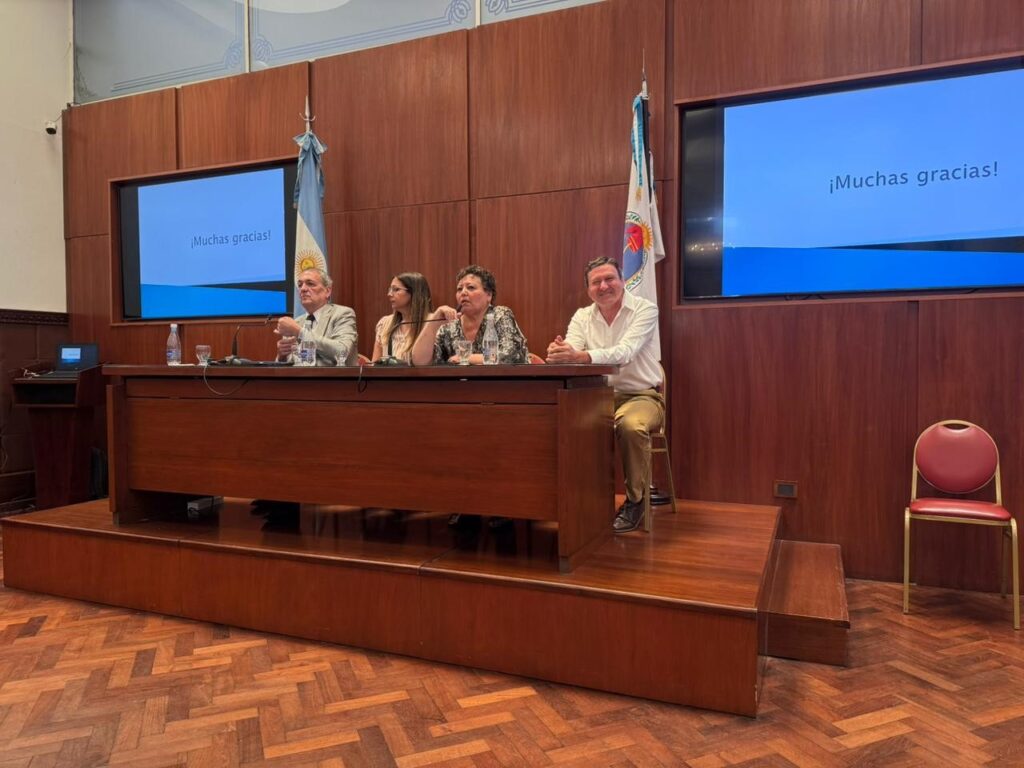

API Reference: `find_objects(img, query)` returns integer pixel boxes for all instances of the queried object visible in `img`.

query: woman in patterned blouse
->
[370,272,432,363]
[409,265,528,366]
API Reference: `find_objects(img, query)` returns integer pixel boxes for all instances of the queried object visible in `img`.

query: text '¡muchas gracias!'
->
[191,230,273,248]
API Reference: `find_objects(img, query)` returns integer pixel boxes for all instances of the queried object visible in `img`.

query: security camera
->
[44,121,57,135]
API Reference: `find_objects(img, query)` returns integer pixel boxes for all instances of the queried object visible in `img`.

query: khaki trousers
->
[614,389,666,504]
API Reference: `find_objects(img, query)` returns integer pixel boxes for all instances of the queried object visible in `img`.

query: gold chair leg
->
[1002,527,1009,598]
[903,508,911,614]
[1011,518,1020,631]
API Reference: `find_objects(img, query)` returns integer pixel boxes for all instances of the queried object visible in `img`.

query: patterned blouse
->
[433,305,528,364]
[374,314,413,362]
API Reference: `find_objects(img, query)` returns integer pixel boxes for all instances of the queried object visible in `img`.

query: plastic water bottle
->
[482,314,499,365]
[166,323,181,366]
[298,330,316,366]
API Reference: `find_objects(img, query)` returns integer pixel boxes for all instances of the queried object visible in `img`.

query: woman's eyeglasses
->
[387,286,407,295]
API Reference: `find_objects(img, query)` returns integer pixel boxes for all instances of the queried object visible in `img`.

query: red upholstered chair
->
[904,420,1019,629]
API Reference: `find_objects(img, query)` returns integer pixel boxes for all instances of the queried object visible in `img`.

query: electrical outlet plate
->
[773,481,798,499]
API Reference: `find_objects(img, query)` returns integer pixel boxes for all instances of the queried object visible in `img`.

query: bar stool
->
[643,363,676,532]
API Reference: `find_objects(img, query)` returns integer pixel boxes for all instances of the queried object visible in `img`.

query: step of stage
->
[2,498,781,717]
[763,540,849,666]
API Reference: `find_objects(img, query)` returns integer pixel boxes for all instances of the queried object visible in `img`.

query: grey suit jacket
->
[294,303,358,366]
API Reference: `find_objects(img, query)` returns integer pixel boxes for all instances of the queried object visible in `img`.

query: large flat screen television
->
[119,162,297,320]
[682,62,1024,299]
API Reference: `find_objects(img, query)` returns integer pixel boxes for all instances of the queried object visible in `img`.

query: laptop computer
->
[40,343,100,378]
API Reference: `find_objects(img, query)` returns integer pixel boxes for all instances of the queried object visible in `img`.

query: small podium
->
[12,367,104,509]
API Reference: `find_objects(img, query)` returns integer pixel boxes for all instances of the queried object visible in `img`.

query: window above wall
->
[73,0,603,104]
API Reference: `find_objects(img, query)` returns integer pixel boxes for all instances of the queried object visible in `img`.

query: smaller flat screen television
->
[682,62,1024,299]
[119,162,297,320]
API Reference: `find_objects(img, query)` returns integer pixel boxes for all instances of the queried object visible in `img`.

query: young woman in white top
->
[371,272,433,364]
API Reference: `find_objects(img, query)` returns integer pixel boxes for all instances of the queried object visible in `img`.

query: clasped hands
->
[546,335,587,364]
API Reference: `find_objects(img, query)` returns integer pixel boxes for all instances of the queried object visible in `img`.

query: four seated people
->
[262,258,662,533]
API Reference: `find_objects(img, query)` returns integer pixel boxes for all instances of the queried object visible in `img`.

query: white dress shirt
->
[564,290,662,393]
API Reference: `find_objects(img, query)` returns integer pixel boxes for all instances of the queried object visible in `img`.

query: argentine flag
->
[623,91,665,359]
[293,128,328,310]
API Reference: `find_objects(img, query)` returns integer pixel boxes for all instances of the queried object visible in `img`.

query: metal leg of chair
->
[903,508,911,614]
[1011,518,1020,631]
[642,456,652,533]
[661,445,677,514]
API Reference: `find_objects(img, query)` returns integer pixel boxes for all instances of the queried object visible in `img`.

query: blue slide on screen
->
[136,169,287,318]
[721,68,1024,296]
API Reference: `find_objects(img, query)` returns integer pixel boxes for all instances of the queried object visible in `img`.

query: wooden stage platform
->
[3,497,790,716]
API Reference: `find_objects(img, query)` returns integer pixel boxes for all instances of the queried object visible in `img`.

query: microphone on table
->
[211,315,274,366]
[376,315,454,366]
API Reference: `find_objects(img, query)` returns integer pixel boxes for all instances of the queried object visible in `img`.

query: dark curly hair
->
[456,265,497,300]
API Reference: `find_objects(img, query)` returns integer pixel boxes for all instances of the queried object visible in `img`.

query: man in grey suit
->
[275,267,358,366]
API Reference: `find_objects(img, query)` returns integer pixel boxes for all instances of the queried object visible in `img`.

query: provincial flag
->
[293,127,328,311]
[622,89,665,358]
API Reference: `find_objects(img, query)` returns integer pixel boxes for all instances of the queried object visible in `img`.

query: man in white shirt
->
[275,268,358,366]
[546,257,664,533]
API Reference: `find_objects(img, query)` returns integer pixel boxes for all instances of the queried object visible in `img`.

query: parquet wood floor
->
[0,532,1022,767]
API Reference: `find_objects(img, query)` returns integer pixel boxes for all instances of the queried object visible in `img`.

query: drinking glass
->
[454,339,472,365]
[195,344,212,365]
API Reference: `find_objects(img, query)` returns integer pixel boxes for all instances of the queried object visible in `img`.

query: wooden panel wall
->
[922,0,1024,63]
[674,0,919,101]
[61,0,1023,585]
[177,64,309,169]
[672,302,917,581]
[314,32,469,212]
[471,0,667,198]
[63,90,177,239]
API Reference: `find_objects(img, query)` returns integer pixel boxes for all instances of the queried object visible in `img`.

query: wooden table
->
[104,364,616,571]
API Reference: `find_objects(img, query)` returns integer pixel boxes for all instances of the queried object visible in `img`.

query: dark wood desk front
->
[104,364,616,571]
[13,367,105,509]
